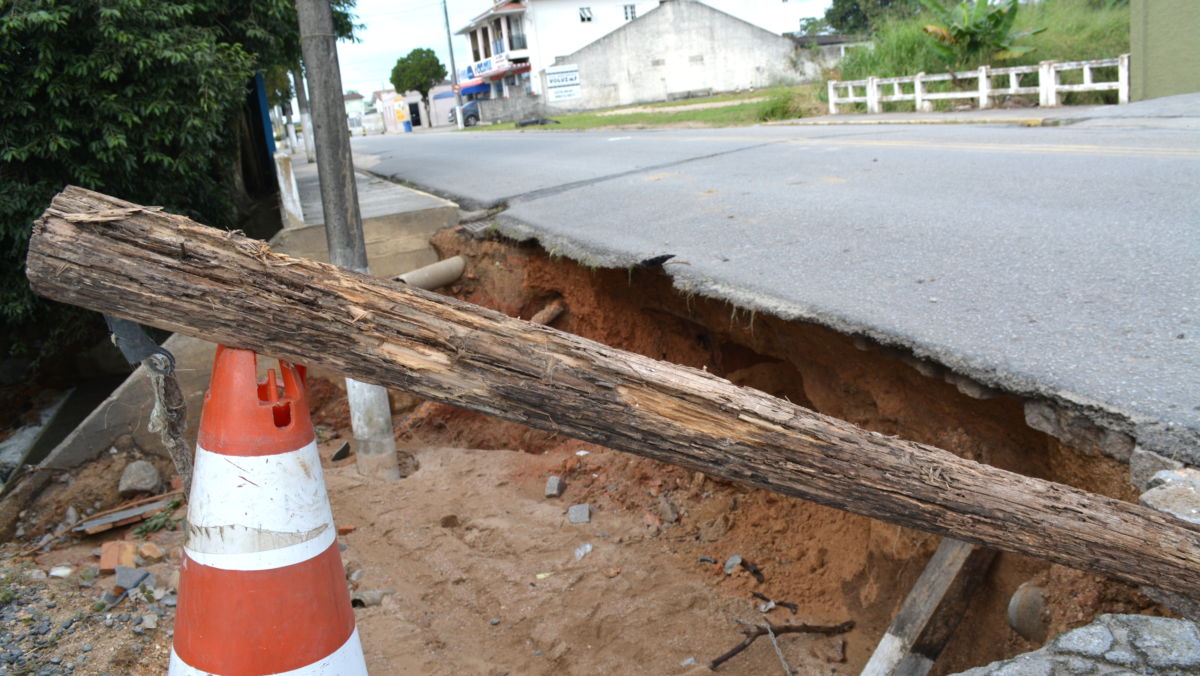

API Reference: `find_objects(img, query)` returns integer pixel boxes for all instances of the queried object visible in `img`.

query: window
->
[579,7,592,22]
[624,4,636,20]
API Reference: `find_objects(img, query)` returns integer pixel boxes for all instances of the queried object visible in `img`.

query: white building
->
[455,0,814,100]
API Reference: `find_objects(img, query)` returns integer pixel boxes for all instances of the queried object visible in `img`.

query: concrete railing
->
[828,54,1130,114]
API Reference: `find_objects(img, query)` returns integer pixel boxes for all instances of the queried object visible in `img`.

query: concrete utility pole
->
[291,67,317,162]
[442,0,465,130]
[295,0,402,481]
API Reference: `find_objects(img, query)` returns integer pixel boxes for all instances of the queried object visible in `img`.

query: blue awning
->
[434,82,490,99]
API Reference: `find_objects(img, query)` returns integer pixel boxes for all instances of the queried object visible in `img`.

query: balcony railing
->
[491,34,527,55]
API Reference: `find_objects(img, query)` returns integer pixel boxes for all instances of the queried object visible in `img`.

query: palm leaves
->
[918,0,1045,67]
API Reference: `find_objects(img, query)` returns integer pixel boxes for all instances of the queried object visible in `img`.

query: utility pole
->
[295,0,402,482]
[442,0,465,130]
[291,67,317,162]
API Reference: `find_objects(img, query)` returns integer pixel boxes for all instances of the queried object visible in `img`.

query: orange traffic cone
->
[170,346,366,675]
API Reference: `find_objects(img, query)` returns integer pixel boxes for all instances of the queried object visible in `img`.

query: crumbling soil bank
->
[401,226,1168,674]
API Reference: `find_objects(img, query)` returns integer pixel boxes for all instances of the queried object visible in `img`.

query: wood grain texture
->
[25,186,1200,597]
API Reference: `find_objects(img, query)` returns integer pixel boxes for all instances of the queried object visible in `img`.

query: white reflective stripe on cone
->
[185,441,336,571]
[168,627,367,675]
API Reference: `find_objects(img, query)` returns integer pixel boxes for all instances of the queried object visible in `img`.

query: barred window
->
[624,4,636,20]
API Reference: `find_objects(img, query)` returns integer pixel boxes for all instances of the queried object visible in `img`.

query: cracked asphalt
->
[352,95,1200,460]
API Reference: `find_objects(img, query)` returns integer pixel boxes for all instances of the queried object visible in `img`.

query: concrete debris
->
[117,460,162,497]
[951,614,1200,675]
[567,504,590,524]
[1129,446,1185,492]
[1023,401,1134,461]
[544,475,565,498]
[723,555,743,575]
[1139,469,1200,526]
[113,566,155,593]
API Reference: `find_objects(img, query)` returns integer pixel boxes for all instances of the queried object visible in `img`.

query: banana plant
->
[918,0,1046,68]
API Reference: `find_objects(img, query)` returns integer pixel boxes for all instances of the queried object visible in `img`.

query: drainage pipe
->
[393,256,465,290]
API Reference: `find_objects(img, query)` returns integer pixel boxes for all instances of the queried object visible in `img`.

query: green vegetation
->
[478,86,822,131]
[839,0,1129,79]
[825,0,919,35]
[132,498,182,538]
[918,0,1045,68]
[0,0,356,374]
[833,0,1130,109]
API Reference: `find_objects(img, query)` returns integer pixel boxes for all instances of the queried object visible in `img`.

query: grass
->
[832,0,1131,110]
[478,85,823,131]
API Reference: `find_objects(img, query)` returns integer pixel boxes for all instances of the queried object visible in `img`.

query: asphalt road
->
[352,99,1200,459]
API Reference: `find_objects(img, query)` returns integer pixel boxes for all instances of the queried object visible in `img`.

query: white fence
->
[827,54,1130,115]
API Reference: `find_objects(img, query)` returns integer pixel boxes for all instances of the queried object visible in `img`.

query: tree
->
[0,0,359,377]
[918,0,1045,68]
[390,48,447,126]
[826,0,918,34]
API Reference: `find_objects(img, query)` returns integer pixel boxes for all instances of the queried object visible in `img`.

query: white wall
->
[543,0,807,111]
[524,0,660,94]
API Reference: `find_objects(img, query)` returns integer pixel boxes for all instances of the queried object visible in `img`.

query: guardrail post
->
[828,80,839,115]
[1038,60,1060,107]
[866,76,881,114]
[914,73,931,112]
[978,65,992,109]
[1118,53,1130,104]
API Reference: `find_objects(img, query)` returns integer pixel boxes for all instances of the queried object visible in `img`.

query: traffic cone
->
[170,346,366,675]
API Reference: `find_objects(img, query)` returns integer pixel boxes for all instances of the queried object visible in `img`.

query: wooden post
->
[861,539,996,676]
[24,187,1200,599]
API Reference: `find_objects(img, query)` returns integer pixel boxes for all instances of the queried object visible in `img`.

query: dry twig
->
[709,618,854,671]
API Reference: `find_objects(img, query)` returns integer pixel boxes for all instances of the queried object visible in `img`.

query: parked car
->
[448,100,480,127]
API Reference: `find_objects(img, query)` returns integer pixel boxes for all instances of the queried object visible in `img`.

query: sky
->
[335,0,832,97]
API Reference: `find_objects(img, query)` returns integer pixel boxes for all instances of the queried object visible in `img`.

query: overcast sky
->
[335,0,832,96]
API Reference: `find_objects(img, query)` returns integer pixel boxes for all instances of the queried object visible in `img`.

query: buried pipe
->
[393,256,465,290]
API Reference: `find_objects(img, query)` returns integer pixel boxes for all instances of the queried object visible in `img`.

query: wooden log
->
[25,186,1200,597]
[861,539,996,676]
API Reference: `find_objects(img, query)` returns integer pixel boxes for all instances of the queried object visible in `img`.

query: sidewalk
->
[38,152,459,474]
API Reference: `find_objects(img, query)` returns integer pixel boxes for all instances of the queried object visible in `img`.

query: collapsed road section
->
[22,186,1200,673]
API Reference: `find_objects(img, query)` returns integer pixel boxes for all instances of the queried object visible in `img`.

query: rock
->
[118,460,161,497]
[1127,616,1200,668]
[99,541,136,573]
[24,569,47,580]
[64,506,79,526]
[810,636,846,663]
[544,476,565,498]
[1139,473,1200,525]
[113,566,154,593]
[48,566,73,579]
[656,494,680,524]
[1007,582,1047,643]
[141,614,158,630]
[489,617,501,626]
[1053,623,1113,657]
[1129,447,1184,492]
[137,542,164,563]
[567,504,590,524]
[723,555,743,575]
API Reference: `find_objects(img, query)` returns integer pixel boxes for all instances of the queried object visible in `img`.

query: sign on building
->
[545,64,581,102]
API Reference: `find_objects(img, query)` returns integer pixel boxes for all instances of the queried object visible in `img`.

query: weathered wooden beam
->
[25,186,1200,597]
[862,539,997,676]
